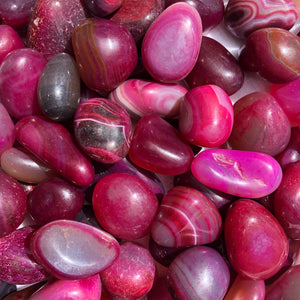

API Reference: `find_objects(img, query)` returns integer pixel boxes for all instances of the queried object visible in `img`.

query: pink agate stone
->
[142,2,202,83]
[30,220,120,280]
[225,199,289,280]
[15,116,94,187]
[109,79,187,119]
[0,104,15,158]
[191,149,282,198]
[179,85,233,148]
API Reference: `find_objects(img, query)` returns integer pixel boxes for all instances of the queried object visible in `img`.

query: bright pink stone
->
[191,149,282,198]
[179,85,233,147]
[224,199,289,280]
[142,2,202,82]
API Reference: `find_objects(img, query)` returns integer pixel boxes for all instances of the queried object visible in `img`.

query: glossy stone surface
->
[142,2,202,83]
[84,0,123,17]
[224,275,265,300]
[93,173,158,240]
[0,280,16,300]
[225,199,289,280]
[167,246,230,300]
[228,91,291,156]
[164,0,224,31]
[101,242,155,299]
[151,186,222,247]
[225,0,298,39]
[0,25,24,64]
[38,53,81,121]
[27,0,87,60]
[274,161,300,240]
[0,226,49,285]
[110,0,164,43]
[129,114,194,175]
[30,220,120,280]
[72,18,137,93]
[2,281,44,300]
[109,79,187,119]
[15,116,94,187]
[191,148,283,198]
[0,171,27,238]
[29,274,101,300]
[0,48,47,119]
[74,98,132,164]
[1,147,57,184]
[28,177,85,226]
[0,104,15,158]
[185,36,244,95]
[179,85,234,147]
[239,28,300,83]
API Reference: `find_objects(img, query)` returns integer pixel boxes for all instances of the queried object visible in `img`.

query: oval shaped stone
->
[142,2,202,82]
[224,199,289,280]
[30,220,120,280]
[0,103,15,158]
[191,149,282,198]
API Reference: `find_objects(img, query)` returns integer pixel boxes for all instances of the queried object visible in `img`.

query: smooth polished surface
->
[167,246,230,300]
[151,186,222,247]
[84,0,123,17]
[72,18,137,93]
[142,2,202,82]
[15,116,95,187]
[30,220,120,280]
[191,148,283,198]
[225,0,298,39]
[129,114,194,175]
[0,103,15,158]
[224,199,289,280]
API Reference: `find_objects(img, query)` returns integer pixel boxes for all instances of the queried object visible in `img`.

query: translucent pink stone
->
[0,104,15,158]
[109,79,187,119]
[128,114,194,175]
[179,85,234,147]
[191,149,282,198]
[15,116,94,187]
[29,274,101,300]
[142,2,202,83]
[30,220,120,280]
[1,147,57,184]
[100,242,156,299]
[151,186,222,247]
[92,173,159,240]
[0,226,49,285]
[225,199,289,280]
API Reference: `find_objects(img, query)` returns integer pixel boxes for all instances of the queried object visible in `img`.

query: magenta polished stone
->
[142,2,202,83]
[74,98,132,164]
[191,149,283,198]
[27,0,87,60]
[0,226,49,285]
[239,28,300,83]
[84,0,123,17]
[92,173,158,240]
[72,18,137,93]
[167,246,230,300]
[0,104,15,158]
[109,79,187,119]
[30,220,120,280]
[0,170,27,238]
[110,0,164,43]
[228,91,291,156]
[185,36,244,95]
[224,275,265,300]
[274,161,300,240]
[0,48,47,119]
[15,115,94,187]
[225,199,288,280]
[29,274,101,300]
[128,114,194,175]
[100,242,155,299]
[225,0,298,39]
[179,85,234,148]
[1,147,57,184]
[151,186,222,247]
[0,25,24,64]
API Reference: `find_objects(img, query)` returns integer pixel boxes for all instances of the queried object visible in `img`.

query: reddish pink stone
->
[225,199,289,280]
[179,85,233,148]
[0,104,15,158]
[84,0,123,17]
